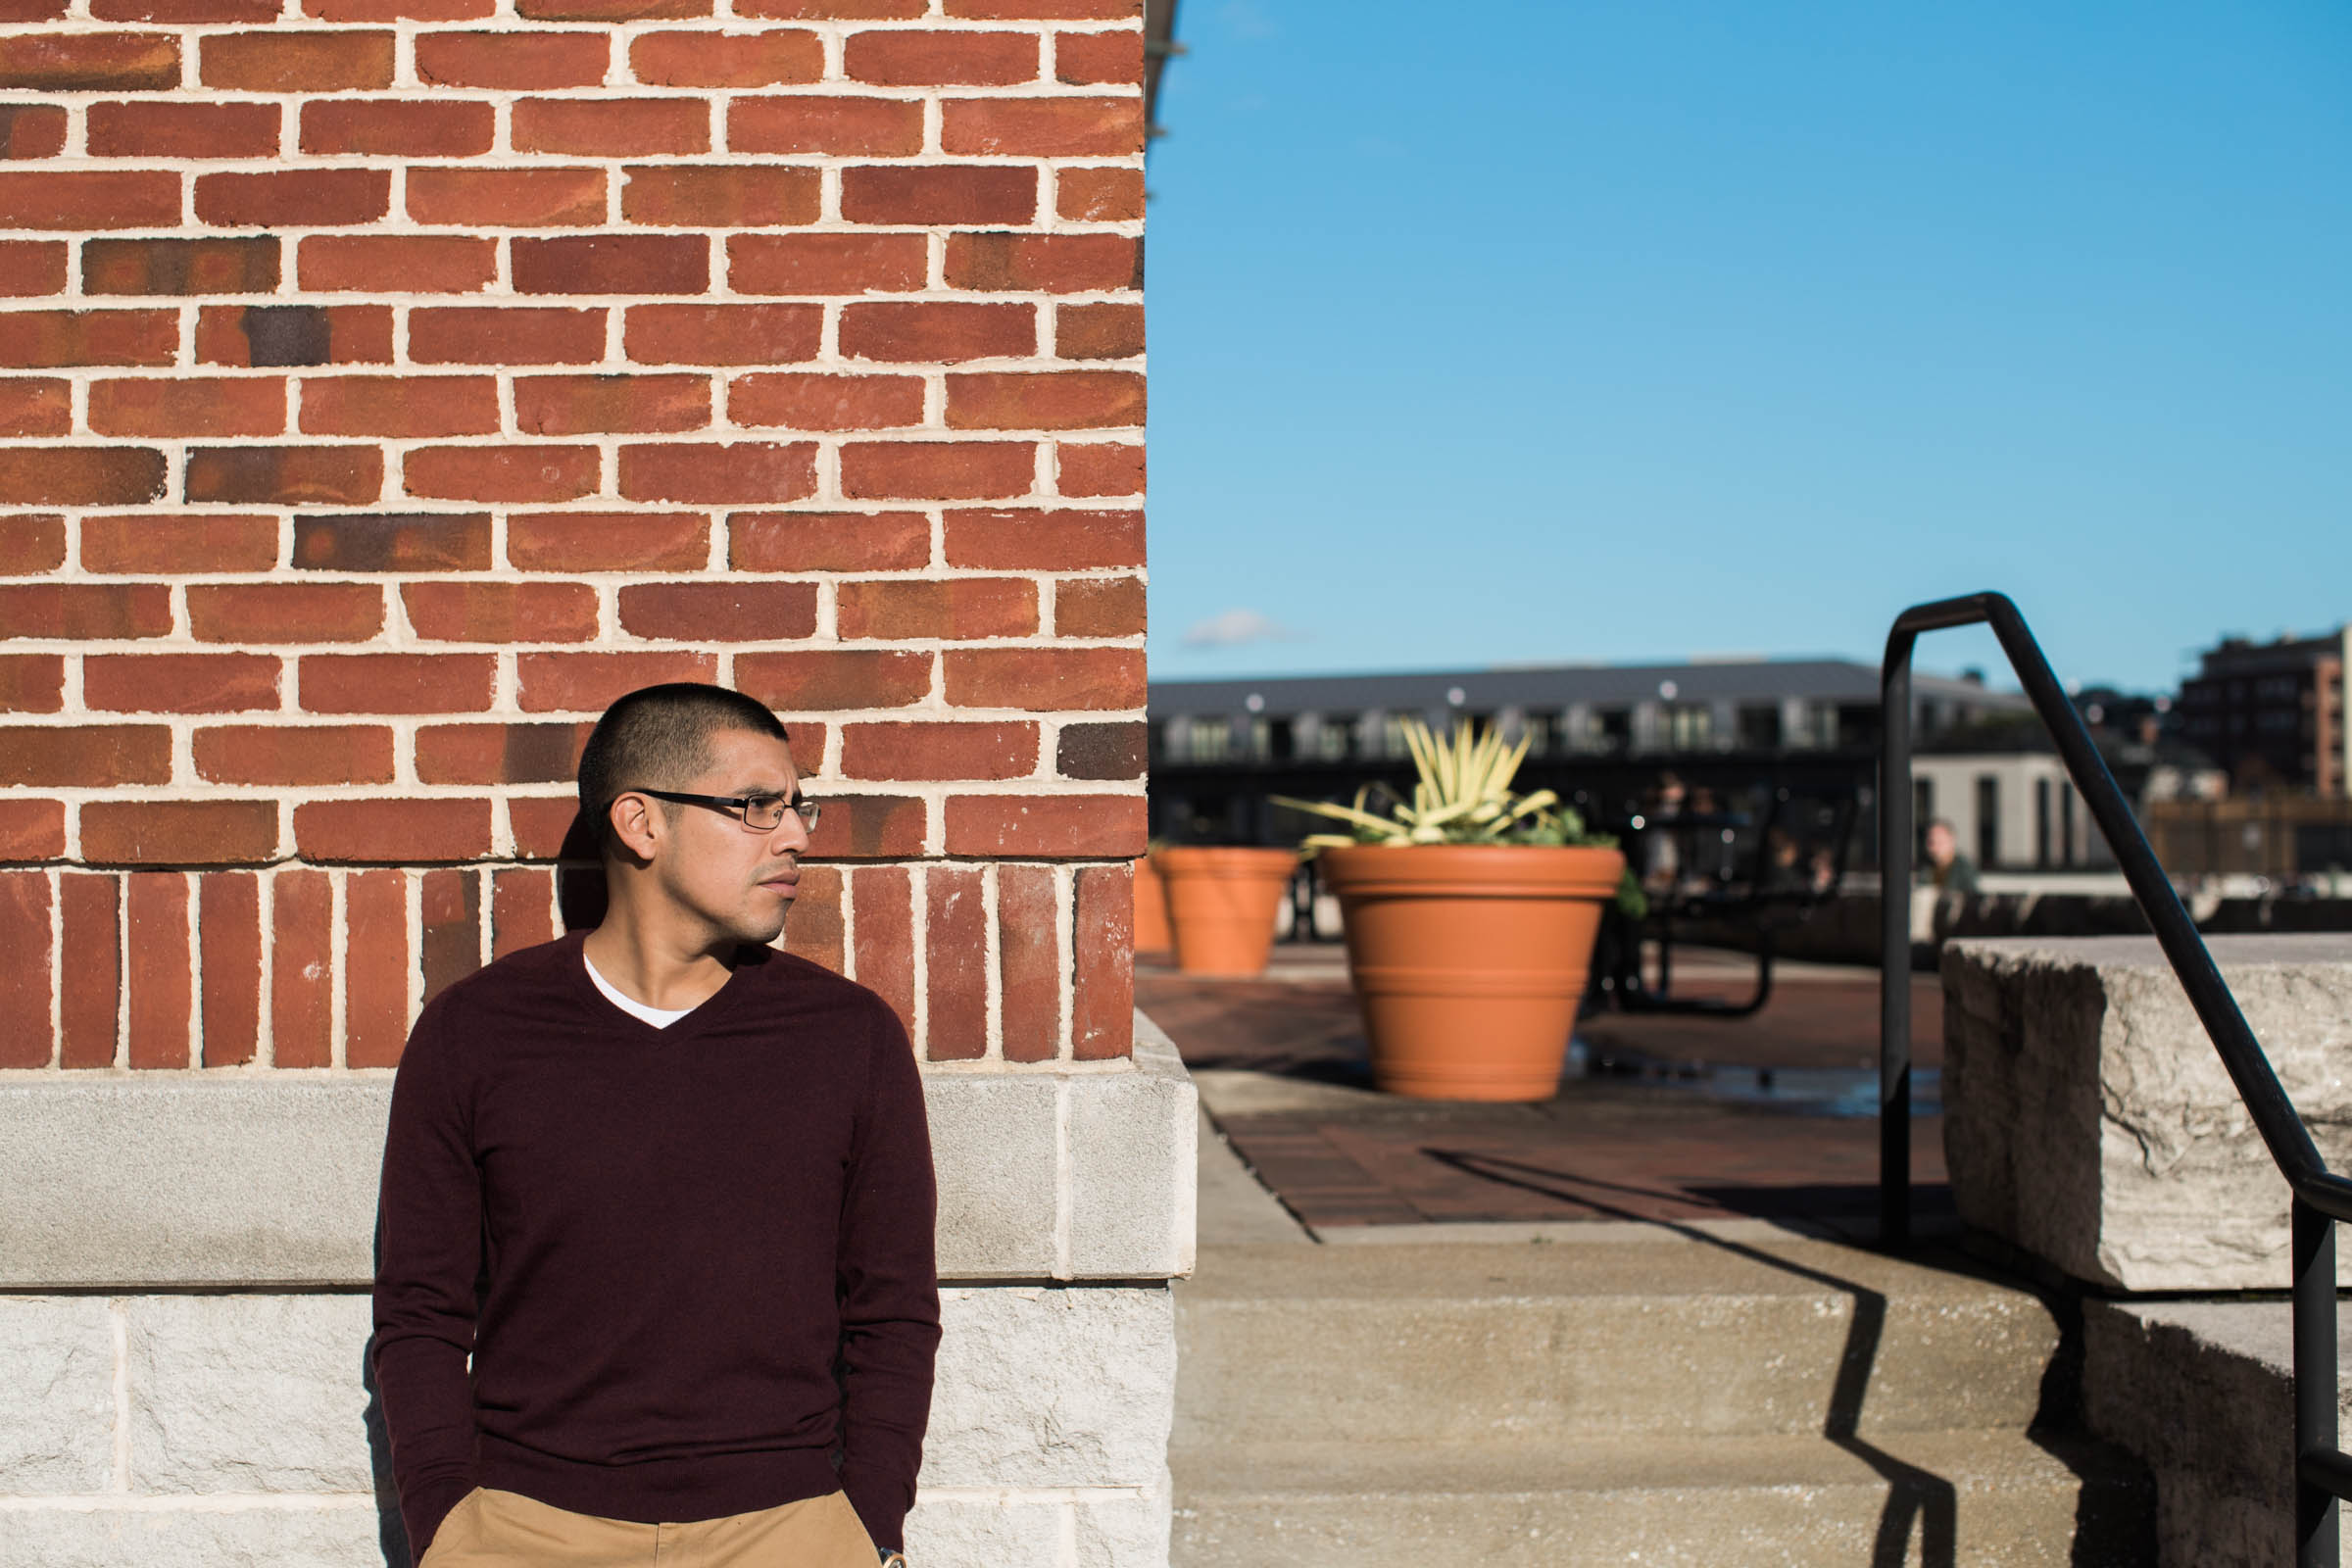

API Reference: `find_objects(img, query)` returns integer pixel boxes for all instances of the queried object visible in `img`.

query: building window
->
[1593,708,1632,754]
[1188,718,1231,763]
[2035,777,2051,868]
[1665,704,1712,751]
[1315,713,1355,760]
[1737,704,1782,751]
[1977,775,2000,869]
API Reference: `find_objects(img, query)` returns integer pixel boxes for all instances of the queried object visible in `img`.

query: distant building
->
[2178,629,2352,795]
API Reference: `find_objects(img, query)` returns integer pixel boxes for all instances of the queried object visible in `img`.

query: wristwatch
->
[877,1551,906,1568]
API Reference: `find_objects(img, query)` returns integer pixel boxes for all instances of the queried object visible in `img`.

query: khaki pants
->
[419,1487,879,1568]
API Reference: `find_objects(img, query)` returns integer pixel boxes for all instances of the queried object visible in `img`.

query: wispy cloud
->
[1182,609,1303,649]
[1215,0,1277,39]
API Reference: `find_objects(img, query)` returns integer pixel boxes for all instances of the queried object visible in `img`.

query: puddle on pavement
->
[1568,1039,1941,1118]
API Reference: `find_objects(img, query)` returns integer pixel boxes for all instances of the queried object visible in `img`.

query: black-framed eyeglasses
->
[633,789,819,833]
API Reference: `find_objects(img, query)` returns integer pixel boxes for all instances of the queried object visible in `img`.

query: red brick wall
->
[0,0,1144,1070]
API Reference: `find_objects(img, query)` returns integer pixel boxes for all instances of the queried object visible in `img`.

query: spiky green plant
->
[1275,718,1605,851]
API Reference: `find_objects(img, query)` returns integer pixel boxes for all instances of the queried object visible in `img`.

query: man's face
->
[627,727,809,947]
[1925,822,1956,865]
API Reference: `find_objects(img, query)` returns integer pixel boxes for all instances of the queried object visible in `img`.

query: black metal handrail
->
[1879,591,2349,1566]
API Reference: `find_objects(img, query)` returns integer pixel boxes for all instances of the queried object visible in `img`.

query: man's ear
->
[608,792,662,863]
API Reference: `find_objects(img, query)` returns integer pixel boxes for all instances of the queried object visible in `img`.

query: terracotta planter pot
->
[1132,855,1173,956]
[1319,844,1626,1101]
[1155,847,1297,977]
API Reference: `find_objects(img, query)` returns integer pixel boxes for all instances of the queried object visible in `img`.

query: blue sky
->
[1141,1,2352,693]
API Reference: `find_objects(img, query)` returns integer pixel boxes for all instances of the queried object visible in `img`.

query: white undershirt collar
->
[582,952,701,1030]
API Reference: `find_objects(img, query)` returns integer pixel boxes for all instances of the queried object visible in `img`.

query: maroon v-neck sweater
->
[371,933,940,1565]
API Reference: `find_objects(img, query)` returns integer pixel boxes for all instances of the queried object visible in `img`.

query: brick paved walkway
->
[1141,946,1952,1237]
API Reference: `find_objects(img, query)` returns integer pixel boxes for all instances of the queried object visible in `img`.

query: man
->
[373,683,939,1568]
[1921,816,1982,897]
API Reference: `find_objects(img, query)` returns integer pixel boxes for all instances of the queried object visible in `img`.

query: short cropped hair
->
[577,683,790,850]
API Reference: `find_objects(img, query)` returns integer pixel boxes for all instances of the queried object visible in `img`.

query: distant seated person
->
[1920,817,1980,898]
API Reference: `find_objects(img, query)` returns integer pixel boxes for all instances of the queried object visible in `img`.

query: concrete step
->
[1170,1431,2154,1567]
[1176,1239,2062,1445]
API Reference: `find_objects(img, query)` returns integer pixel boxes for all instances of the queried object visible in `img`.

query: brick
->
[617,441,814,504]
[727,233,925,296]
[1055,440,1140,496]
[1055,301,1142,359]
[514,97,708,156]
[420,866,481,1003]
[729,372,922,430]
[807,793,924,858]
[631,29,821,87]
[734,648,928,710]
[0,870,51,1063]
[615,579,816,640]
[416,719,593,784]
[83,235,278,296]
[490,865,557,956]
[840,301,1033,363]
[1055,28,1141,84]
[946,231,1136,291]
[416,30,607,89]
[200,31,394,92]
[924,864,985,1058]
[300,374,500,437]
[299,651,494,711]
[508,511,709,571]
[840,440,1034,500]
[1054,573,1143,637]
[516,372,709,435]
[293,512,492,570]
[623,302,818,365]
[197,303,393,367]
[402,580,599,642]
[403,444,601,503]
[310,0,496,18]
[953,0,1134,14]
[0,796,63,860]
[269,865,332,1066]
[199,871,261,1066]
[297,234,497,292]
[1071,858,1131,1057]
[506,794,581,859]
[301,98,494,156]
[0,374,67,434]
[850,863,912,1036]
[411,306,604,365]
[188,582,385,643]
[944,646,1142,710]
[0,511,62,568]
[944,95,1140,157]
[57,874,119,1067]
[742,0,920,14]
[0,33,179,92]
[408,167,605,227]
[995,862,1056,1057]
[184,445,381,505]
[515,649,716,712]
[0,653,64,711]
[125,871,190,1066]
[1056,164,1142,221]
[0,238,66,295]
[88,99,278,159]
[0,728,168,789]
[842,720,1036,780]
[0,445,165,505]
[514,233,708,295]
[80,514,277,573]
[948,368,1142,429]
[621,164,818,227]
[520,0,704,17]
[838,576,1035,640]
[846,28,1035,84]
[83,800,277,865]
[0,581,171,638]
[84,652,280,711]
[298,797,490,863]
[728,96,921,157]
[944,505,1141,567]
[778,860,841,972]
[100,0,275,21]
[194,722,394,783]
[0,307,173,366]
[197,169,389,227]
[88,375,285,437]
[0,103,66,158]
[841,165,1034,225]
[0,170,178,229]
[343,867,408,1065]
[729,510,926,572]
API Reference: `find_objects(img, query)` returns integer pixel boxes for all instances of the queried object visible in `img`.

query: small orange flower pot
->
[1155,847,1297,977]
[1133,854,1173,956]
[1318,843,1625,1101]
